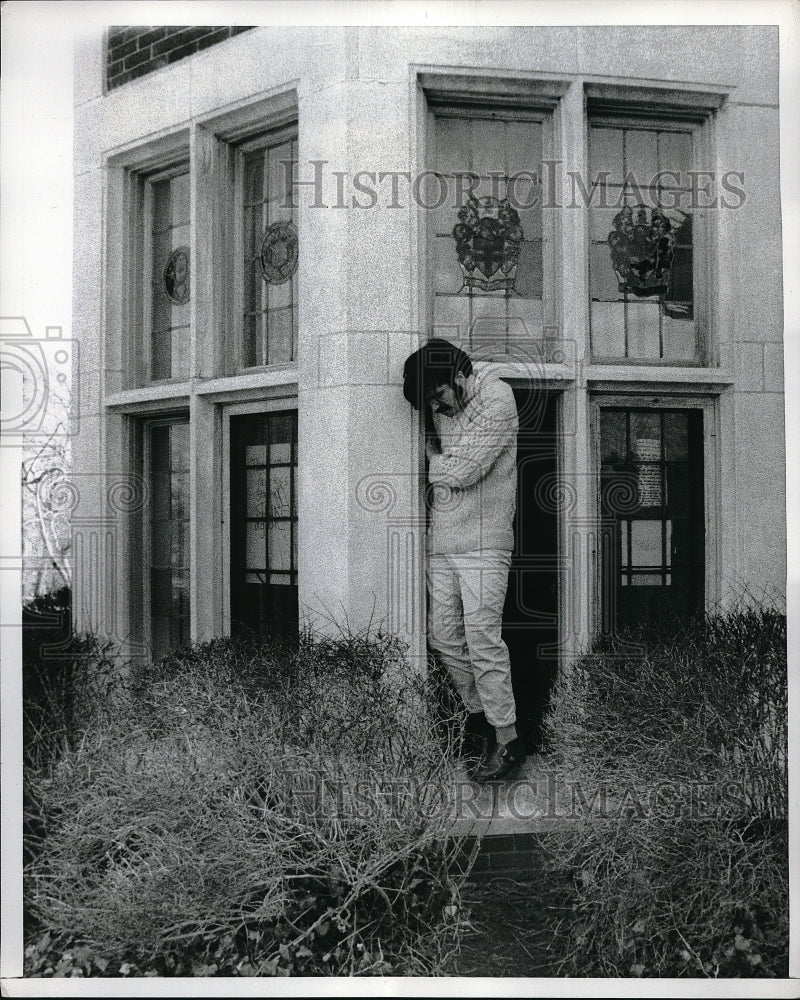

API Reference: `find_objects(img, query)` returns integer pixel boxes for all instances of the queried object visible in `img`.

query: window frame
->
[141,412,192,660]
[585,105,715,368]
[425,98,559,362]
[229,120,299,375]
[134,162,193,385]
[590,392,719,638]
[108,130,191,392]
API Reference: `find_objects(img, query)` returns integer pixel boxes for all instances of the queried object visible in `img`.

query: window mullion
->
[142,181,154,384]
[262,146,270,367]
[233,150,246,374]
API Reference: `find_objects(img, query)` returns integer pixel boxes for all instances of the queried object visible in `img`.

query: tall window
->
[589,121,698,363]
[238,127,299,368]
[230,410,298,636]
[600,407,704,629]
[143,168,191,381]
[147,419,190,659]
[431,109,547,355]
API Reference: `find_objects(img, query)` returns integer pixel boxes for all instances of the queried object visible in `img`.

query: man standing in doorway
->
[403,338,524,782]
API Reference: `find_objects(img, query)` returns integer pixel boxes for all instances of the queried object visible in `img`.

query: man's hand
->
[426,379,517,490]
[424,405,442,462]
[425,431,442,462]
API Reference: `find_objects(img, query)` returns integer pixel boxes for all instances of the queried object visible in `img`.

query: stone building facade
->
[71,25,785,717]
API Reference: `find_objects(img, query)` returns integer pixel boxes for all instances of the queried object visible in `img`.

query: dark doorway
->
[503,385,560,753]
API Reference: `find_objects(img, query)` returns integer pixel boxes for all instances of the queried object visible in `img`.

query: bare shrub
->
[24,630,474,977]
[540,606,788,978]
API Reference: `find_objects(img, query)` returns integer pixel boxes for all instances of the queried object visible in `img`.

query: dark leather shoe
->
[473,737,526,782]
[458,712,494,767]
[459,731,488,776]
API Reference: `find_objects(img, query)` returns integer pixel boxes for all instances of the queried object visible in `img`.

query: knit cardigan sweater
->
[427,364,518,555]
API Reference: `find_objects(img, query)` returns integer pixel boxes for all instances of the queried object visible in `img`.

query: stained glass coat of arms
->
[432,112,545,356]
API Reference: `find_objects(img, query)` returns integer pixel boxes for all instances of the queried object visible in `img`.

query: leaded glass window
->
[148,419,190,659]
[589,122,697,363]
[431,109,546,355]
[230,410,298,636]
[146,170,190,381]
[240,130,298,368]
[600,407,704,628]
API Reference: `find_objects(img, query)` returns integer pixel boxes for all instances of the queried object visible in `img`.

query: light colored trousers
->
[427,550,516,730]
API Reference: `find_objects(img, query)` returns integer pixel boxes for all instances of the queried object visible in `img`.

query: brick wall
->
[106,26,253,90]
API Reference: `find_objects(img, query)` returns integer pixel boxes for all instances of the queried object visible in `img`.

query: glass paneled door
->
[148,419,190,659]
[230,410,298,637]
[600,407,705,629]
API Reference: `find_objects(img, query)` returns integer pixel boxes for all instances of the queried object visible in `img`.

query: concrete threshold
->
[442,755,575,876]
[443,753,577,844]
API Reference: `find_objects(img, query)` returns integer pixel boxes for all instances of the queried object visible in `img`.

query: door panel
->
[503,387,559,751]
[600,407,704,630]
[230,411,298,637]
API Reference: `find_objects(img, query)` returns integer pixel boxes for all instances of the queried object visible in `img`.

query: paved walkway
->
[447,753,578,837]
